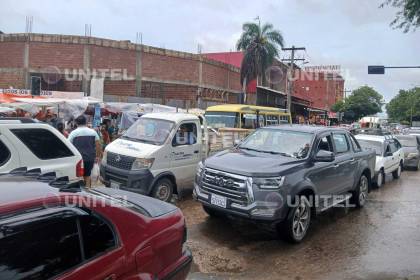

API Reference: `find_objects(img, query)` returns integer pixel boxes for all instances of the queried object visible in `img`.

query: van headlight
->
[252,177,285,189]
[132,158,155,170]
[101,151,107,165]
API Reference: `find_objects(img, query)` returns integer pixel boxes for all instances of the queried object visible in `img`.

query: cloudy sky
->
[1,0,419,101]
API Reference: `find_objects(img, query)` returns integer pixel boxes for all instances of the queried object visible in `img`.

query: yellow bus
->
[205,104,292,129]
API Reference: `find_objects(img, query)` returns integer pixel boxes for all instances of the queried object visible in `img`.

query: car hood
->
[204,148,305,177]
[91,187,178,218]
[402,146,419,156]
[106,138,161,158]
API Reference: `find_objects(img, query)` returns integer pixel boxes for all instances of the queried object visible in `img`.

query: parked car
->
[395,135,420,170]
[0,118,83,180]
[355,134,405,186]
[0,169,192,280]
[194,125,375,243]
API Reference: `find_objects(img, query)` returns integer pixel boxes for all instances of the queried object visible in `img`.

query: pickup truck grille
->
[200,168,250,206]
[107,152,135,170]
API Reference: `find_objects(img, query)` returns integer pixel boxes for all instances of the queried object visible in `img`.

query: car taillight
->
[76,160,84,177]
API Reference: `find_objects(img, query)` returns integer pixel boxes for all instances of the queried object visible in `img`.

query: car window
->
[172,123,197,146]
[333,133,350,154]
[389,141,398,153]
[0,216,82,279]
[385,144,392,155]
[79,213,117,259]
[317,135,333,152]
[11,128,74,160]
[394,139,402,150]
[349,135,362,152]
[0,140,11,166]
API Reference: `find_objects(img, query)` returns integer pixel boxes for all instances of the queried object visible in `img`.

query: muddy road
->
[178,170,420,280]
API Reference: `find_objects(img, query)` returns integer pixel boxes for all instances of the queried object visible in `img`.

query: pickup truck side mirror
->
[314,150,335,162]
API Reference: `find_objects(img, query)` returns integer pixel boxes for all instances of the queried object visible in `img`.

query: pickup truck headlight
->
[252,177,285,189]
[131,158,155,170]
[195,161,204,183]
[407,152,418,159]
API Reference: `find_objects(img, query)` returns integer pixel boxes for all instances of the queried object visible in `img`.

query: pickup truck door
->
[331,132,357,192]
[307,133,337,196]
[170,121,201,191]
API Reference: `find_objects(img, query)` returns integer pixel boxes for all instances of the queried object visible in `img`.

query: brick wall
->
[0,42,24,68]
[0,71,25,89]
[29,42,84,69]
[104,80,136,96]
[91,46,136,76]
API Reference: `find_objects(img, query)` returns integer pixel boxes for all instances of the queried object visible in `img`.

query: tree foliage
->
[386,87,420,122]
[381,0,420,32]
[331,86,383,121]
[236,21,284,86]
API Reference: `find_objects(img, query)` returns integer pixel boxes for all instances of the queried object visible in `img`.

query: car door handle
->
[194,150,199,154]
[333,164,339,168]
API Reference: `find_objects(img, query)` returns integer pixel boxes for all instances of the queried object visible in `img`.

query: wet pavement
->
[177,170,420,280]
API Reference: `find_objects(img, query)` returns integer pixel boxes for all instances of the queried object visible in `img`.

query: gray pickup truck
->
[194,125,375,243]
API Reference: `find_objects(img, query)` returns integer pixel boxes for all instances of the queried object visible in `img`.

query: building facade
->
[0,33,243,108]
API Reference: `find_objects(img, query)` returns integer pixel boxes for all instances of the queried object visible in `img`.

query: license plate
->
[110,180,120,189]
[210,194,227,208]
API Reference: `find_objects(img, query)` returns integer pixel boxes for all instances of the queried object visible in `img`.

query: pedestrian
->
[57,122,69,138]
[68,115,102,188]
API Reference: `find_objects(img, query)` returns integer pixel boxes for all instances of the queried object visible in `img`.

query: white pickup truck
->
[101,112,244,201]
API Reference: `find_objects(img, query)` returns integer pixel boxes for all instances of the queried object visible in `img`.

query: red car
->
[0,169,192,280]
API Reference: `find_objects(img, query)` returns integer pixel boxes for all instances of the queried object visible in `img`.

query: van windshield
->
[239,129,314,159]
[122,118,174,145]
[205,112,238,128]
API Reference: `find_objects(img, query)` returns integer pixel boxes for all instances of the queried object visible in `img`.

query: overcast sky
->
[1,0,419,102]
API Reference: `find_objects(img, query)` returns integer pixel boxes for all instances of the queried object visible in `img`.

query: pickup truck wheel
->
[351,174,369,208]
[151,178,173,202]
[282,196,311,243]
[375,169,385,187]
[202,205,224,218]
[392,163,402,179]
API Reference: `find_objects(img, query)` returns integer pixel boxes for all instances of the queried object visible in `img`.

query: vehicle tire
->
[374,169,385,187]
[392,163,402,179]
[281,196,312,243]
[151,178,174,202]
[202,205,224,218]
[350,174,369,208]
[415,160,420,171]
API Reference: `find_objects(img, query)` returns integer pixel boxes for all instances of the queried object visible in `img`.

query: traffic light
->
[368,65,385,75]
[31,76,41,96]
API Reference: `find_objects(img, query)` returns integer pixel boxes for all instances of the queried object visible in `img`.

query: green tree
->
[386,87,420,123]
[236,20,284,90]
[331,86,383,122]
[380,0,420,32]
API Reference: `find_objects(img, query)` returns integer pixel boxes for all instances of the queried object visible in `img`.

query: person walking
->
[68,115,102,188]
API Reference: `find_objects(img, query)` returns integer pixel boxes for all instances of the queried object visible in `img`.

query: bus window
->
[205,112,239,128]
[242,114,257,129]
[279,115,290,124]
[266,115,279,126]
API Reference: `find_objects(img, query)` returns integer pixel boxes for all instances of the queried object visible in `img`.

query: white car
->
[0,118,83,180]
[355,134,404,186]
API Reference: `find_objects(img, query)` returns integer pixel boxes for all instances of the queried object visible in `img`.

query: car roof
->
[355,134,391,143]
[142,112,199,123]
[263,124,348,134]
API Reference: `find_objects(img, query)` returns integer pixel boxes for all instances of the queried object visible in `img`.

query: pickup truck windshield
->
[122,118,174,145]
[357,140,383,156]
[205,112,238,128]
[239,129,313,158]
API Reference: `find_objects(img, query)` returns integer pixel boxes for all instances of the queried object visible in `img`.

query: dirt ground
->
[177,170,420,280]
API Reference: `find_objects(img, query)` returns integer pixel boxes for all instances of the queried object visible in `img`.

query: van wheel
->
[351,174,369,208]
[392,163,402,179]
[281,196,311,243]
[151,178,173,202]
[375,169,385,187]
[202,205,224,218]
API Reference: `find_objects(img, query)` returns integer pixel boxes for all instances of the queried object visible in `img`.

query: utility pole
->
[282,46,306,114]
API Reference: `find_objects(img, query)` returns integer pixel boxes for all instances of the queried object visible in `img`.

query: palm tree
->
[236,20,284,101]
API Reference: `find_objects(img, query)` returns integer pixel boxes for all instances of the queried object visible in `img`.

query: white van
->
[0,118,84,180]
[100,113,207,201]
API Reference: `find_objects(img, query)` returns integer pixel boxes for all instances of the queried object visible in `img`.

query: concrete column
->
[135,47,142,97]
[197,56,203,107]
[23,42,30,89]
[82,45,91,95]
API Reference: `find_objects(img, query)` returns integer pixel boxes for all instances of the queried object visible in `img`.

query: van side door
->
[170,121,202,191]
